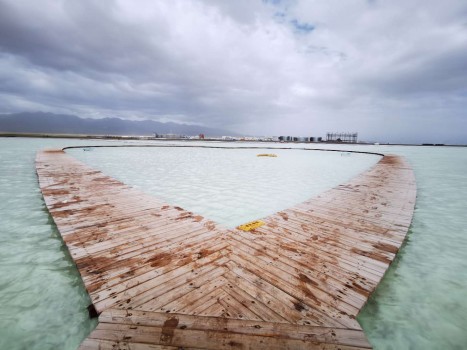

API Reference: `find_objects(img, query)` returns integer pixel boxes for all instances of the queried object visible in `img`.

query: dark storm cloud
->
[0,1,164,76]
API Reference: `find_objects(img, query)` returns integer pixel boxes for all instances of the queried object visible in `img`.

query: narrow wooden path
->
[36,148,416,349]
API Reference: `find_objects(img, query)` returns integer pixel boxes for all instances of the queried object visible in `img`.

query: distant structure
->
[221,136,236,141]
[326,132,358,143]
[154,133,187,139]
[278,136,322,142]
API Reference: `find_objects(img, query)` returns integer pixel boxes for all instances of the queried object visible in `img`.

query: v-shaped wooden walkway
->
[36,148,416,350]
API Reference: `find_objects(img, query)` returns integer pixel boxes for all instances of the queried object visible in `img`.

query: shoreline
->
[0,132,465,147]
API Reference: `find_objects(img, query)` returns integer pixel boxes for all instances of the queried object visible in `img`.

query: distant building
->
[154,133,187,139]
[326,132,358,143]
[221,136,236,141]
[278,136,322,142]
[258,136,274,142]
[243,136,260,141]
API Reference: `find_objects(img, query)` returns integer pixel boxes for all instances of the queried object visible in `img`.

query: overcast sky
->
[1,0,466,143]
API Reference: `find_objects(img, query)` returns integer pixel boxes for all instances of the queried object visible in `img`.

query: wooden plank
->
[83,237,228,294]
[228,236,368,308]
[218,287,264,321]
[260,215,396,267]
[253,222,389,275]
[95,254,229,312]
[173,288,229,316]
[196,300,227,318]
[271,210,404,247]
[87,323,369,350]
[228,252,361,329]
[136,273,228,312]
[79,338,186,349]
[98,309,372,348]
[157,276,228,314]
[231,229,378,290]
[219,276,289,323]
[288,207,412,238]
[222,269,306,325]
[73,224,216,265]
[63,207,208,247]
[231,229,382,285]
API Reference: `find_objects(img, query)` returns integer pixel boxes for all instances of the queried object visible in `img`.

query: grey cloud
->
[0,0,466,143]
[0,2,170,77]
[363,45,467,97]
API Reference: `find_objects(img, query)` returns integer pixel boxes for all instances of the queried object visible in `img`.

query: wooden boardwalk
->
[36,148,416,349]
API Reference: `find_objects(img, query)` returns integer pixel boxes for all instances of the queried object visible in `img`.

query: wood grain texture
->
[35,148,416,349]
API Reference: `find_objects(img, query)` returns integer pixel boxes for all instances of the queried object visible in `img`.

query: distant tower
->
[326,132,358,143]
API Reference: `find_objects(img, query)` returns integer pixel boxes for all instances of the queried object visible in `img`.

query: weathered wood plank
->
[86,323,369,350]
[83,238,228,294]
[156,276,227,312]
[231,229,378,291]
[231,229,382,284]
[217,288,264,321]
[98,309,372,348]
[95,254,229,312]
[135,273,228,313]
[79,338,187,349]
[218,280,289,323]
[228,254,361,329]
[227,235,368,308]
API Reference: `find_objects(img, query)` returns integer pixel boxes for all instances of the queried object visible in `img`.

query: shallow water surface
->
[0,138,102,350]
[356,146,467,349]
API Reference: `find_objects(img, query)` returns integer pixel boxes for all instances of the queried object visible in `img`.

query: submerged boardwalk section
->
[36,149,416,350]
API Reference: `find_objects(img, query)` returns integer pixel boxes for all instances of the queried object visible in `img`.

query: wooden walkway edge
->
[35,148,416,349]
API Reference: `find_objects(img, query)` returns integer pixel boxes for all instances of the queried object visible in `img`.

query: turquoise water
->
[357,146,467,349]
[0,138,466,349]
[0,138,116,350]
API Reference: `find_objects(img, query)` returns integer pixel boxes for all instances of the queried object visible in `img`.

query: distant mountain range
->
[0,112,236,137]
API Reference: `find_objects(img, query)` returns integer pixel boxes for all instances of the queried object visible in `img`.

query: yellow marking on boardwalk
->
[237,220,265,231]
[257,153,277,157]
[35,148,416,350]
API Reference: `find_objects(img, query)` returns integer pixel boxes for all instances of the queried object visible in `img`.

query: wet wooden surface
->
[36,149,416,349]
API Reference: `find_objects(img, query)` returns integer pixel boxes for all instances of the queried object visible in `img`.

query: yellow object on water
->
[237,220,265,231]
[257,154,277,157]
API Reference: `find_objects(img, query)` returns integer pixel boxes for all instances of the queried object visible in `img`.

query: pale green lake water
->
[0,138,466,349]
